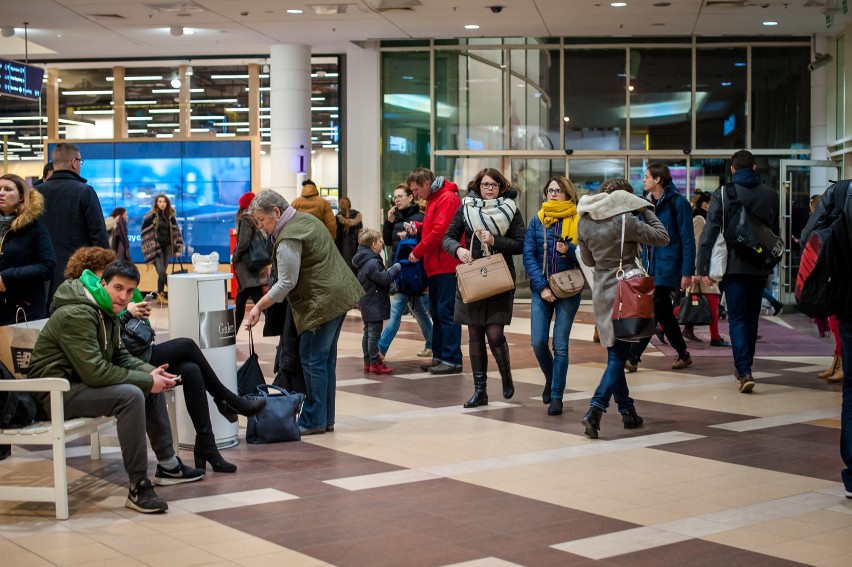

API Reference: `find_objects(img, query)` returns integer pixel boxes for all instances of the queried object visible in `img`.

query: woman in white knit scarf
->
[442,168,526,408]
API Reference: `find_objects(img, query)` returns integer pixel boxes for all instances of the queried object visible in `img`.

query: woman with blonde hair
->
[523,176,582,416]
[141,194,183,298]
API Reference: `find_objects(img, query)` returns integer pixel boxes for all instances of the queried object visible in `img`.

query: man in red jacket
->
[407,168,463,374]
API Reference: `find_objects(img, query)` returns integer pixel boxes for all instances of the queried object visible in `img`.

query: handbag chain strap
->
[616,214,626,279]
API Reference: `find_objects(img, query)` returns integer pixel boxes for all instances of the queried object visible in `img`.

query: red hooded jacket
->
[411,178,462,277]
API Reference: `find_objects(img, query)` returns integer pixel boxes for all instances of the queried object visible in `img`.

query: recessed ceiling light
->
[611,2,627,6]
[287,9,303,14]
[465,24,480,30]
[763,21,778,26]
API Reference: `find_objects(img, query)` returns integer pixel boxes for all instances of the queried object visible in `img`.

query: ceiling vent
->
[307,4,362,15]
[367,0,422,11]
[143,2,206,13]
[86,14,127,20]
[703,0,750,7]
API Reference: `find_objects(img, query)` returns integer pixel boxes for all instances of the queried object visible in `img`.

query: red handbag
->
[611,214,656,341]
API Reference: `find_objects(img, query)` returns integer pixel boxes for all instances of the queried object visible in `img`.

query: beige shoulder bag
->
[455,232,515,304]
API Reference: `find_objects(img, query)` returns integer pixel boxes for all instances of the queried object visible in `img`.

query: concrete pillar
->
[112,66,127,139]
[345,42,382,234]
[810,35,830,195]
[270,44,311,200]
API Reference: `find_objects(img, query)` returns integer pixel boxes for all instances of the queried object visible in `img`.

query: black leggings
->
[467,324,506,350]
[149,338,232,437]
[234,285,264,329]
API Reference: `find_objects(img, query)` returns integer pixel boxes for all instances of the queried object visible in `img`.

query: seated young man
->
[28,261,203,514]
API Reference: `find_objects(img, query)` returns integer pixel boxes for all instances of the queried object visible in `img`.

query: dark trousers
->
[839,319,852,493]
[234,285,264,330]
[723,275,765,375]
[629,285,688,362]
[153,245,173,294]
[428,273,462,366]
[362,320,383,364]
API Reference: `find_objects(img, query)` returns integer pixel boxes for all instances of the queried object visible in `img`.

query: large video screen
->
[47,140,252,262]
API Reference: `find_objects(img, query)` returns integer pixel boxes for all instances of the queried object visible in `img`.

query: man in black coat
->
[39,143,109,308]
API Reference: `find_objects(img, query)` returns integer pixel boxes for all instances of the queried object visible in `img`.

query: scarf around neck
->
[732,167,761,188]
[462,193,518,236]
[538,200,578,241]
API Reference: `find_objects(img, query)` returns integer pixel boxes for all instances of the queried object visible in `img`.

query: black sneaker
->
[126,478,168,513]
[154,457,205,486]
[428,363,464,375]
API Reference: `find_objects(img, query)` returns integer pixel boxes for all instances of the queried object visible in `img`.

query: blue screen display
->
[47,140,251,262]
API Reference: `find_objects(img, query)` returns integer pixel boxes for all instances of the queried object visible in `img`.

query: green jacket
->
[28,272,155,417]
[274,212,364,333]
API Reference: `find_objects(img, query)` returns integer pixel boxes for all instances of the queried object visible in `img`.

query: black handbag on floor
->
[237,328,266,396]
[171,256,188,275]
[245,384,305,443]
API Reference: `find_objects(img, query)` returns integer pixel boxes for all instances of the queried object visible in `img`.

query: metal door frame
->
[778,159,837,304]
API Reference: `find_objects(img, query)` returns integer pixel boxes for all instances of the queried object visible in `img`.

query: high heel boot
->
[581,407,602,439]
[464,342,488,408]
[490,342,514,399]
[194,433,237,473]
[214,390,267,423]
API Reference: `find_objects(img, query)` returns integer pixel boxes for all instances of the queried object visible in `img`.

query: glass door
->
[778,159,838,304]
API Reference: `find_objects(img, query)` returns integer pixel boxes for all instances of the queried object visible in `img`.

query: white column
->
[810,34,830,196]
[270,44,311,201]
[345,42,382,233]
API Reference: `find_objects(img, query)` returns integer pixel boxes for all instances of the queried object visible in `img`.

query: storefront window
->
[509,49,560,150]
[752,46,810,149]
[629,48,692,151]
[564,49,627,151]
[696,48,747,150]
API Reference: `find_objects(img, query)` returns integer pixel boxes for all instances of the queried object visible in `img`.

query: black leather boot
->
[621,407,644,429]
[194,433,237,473]
[542,378,552,404]
[214,391,267,423]
[464,342,488,408]
[490,342,514,399]
[581,407,603,439]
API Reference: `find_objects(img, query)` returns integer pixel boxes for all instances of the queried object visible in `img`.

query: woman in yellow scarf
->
[522,176,582,416]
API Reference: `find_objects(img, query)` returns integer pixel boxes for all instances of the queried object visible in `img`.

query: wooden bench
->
[0,378,179,520]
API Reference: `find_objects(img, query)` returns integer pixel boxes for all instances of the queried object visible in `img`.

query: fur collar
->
[577,190,652,221]
[11,189,45,232]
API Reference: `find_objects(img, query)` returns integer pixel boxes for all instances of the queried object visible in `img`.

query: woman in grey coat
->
[576,178,669,438]
[443,168,526,408]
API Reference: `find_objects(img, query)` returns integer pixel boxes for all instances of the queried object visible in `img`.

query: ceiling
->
[0,0,847,63]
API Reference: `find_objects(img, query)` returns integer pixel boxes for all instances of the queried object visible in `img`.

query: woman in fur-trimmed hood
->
[0,174,57,324]
[575,178,668,439]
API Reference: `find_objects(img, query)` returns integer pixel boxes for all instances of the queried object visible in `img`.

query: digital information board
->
[1,58,44,101]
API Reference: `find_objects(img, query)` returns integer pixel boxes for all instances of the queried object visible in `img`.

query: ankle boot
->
[490,342,514,399]
[621,407,644,429]
[818,355,840,379]
[194,433,237,473]
[581,407,602,439]
[214,390,267,423]
[542,378,552,405]
[464,342,489,408]
[828,355,844,382]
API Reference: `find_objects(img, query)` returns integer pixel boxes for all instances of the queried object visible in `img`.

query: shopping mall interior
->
[1,1,851,565]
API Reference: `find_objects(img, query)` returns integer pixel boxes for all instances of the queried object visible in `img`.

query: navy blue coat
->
[0,191,56,324]
[523,215,579,295]
[352,246,401,322]
[644,183,695,289]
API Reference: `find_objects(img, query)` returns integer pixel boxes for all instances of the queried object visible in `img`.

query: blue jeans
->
[839,319,852,492]
[362,320,382,364]
[723,276,765,376]
[428,274,462,366]
[590,340,634,414]
[377,292,432,354]
[298,315,345,430]
[530,292,581,400]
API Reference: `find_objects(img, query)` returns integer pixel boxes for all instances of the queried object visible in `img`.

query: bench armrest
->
[0,378,70,392]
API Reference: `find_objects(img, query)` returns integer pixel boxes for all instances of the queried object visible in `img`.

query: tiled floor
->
[1,301,850,566]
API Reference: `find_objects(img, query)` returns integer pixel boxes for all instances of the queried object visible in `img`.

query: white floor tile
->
[170,488,298,513]
[551,526,692,559]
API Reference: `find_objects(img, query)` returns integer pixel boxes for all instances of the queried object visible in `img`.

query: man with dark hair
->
[406,167,464,375]
[39,143,109,308]
[28,261,203,514]
[33,162,53,186]
[696,149,778,393]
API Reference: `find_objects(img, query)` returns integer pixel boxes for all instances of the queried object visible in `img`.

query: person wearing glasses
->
[378,183,433,360]
[39,143,109,310]
[523,176,582,416]
[442,168,526,407]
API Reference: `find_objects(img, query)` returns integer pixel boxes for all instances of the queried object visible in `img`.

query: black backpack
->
[723,183,784,269]
[795,180,852,319]
[0,359,38,430]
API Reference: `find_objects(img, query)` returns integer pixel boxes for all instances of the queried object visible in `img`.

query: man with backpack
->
[800,179,852,499]
[696,150,779,394]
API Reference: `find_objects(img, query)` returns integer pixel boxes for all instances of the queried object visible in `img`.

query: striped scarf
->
[462,194,518,236]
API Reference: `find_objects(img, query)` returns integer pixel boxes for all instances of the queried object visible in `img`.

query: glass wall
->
[629,48,692,151]
[695,48,747,150]
[564,49,627,151]
[751,46,810,149]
